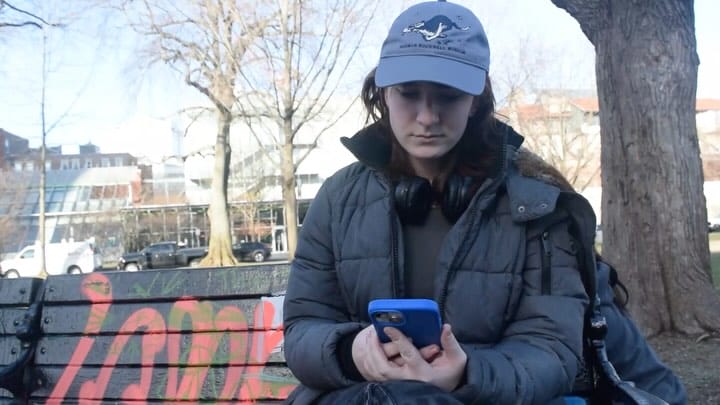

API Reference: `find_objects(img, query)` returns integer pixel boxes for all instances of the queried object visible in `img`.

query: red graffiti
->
[48,272,113,404]
[47,272,297,403]
[80,307,167,401]
[239,301,287,400]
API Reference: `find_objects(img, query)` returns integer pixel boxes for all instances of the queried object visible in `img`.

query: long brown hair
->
[360,68,501,186]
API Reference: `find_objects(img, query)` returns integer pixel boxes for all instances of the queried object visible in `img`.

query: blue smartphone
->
[368,298,442,348]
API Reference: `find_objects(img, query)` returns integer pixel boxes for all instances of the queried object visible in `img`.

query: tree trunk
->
[200,107,238,267]
[281,141,298,260]
[552,0,720,335]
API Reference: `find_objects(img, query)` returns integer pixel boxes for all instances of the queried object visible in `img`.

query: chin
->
[408,149,450,160]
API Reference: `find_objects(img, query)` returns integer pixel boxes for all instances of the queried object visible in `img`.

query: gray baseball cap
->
[375,0,490,95]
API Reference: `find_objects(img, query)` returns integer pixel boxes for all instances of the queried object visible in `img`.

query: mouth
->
[413,134,443,139]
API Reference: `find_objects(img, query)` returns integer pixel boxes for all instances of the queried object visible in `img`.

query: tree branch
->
[549,0,608,44]
[1,0,55,28]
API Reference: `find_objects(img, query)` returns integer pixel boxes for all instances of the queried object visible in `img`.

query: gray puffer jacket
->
[283,122,594,405]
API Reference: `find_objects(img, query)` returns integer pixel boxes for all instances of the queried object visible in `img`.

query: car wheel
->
[253,251,266,262]
[68,266,83,275]
[3,269,19,278]
[124,263,140,272]
[189,258,202,267]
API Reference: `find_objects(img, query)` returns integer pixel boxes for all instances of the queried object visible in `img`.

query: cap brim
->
[375,55,487,96]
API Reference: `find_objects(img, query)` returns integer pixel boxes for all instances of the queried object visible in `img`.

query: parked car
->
[117,240,272,271]
[232,241,272,262]
[117,241,207,271]
[709,218,720,233]
[1,239,102,278]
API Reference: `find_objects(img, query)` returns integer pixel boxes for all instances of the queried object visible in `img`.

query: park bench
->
[0,265,297,404]
[1,263,668,404]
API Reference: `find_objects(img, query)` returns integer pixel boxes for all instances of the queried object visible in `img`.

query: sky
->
[0,0,718,162]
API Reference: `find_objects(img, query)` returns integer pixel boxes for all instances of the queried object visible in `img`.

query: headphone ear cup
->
[394,177,432,225]
[441,174,474,223]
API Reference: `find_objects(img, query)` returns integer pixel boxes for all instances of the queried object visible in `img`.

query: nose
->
[416,96,440,126]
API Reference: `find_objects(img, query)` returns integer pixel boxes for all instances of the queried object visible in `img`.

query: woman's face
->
[384,82,477,173]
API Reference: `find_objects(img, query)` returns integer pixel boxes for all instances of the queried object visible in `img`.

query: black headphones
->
[394,173,475,225]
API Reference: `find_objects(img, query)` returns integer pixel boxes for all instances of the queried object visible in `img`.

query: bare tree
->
[492,35,552,110]
[0,0,53,29]
[552,0,720,335]
[117,0,276,266]
[507,93,601,192]
[10,4,83,278]
[235,0,378,259]
[493,34,599,192]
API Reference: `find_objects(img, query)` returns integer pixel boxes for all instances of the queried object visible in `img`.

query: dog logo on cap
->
[403,15,469,41]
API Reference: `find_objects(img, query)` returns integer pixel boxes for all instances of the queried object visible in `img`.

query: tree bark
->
[281,141,298,260]
[552,0,720,335]
[201,107,238,267]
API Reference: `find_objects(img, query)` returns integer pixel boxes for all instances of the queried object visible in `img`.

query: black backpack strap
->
[556,193,670,404]
[557,192,598,302]
[598,254,630,309]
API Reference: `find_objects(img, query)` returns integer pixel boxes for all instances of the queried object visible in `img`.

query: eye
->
[436,93,463,103]
[396,87,420,100]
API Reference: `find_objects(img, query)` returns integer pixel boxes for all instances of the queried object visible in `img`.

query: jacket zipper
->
[541,231,552,295]
[438,200,480,317]
[378,172,401,298]
[390,206,400,298]
[437,137,510,317]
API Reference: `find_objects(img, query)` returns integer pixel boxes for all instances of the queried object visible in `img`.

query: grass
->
[599,234,720,289]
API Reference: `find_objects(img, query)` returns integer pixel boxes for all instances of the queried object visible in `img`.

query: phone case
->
[368,298,442,348]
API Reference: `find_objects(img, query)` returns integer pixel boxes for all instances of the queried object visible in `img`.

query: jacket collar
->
[339,122,391,170]
[339,120,567,223]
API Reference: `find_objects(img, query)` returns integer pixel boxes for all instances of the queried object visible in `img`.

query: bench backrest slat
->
[0,266,298,403]
[32,364,295,402]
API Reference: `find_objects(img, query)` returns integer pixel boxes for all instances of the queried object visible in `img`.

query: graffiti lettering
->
[47,272,297,403]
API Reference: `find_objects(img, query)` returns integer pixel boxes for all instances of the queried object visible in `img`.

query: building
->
[0,129,146,258]
[0,120,351,258]
[501,94,720,219]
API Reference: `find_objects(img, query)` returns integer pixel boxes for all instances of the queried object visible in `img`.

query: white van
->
[0,238,102,278]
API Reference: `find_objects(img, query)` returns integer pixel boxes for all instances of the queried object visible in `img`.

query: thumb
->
[440,324,464,358]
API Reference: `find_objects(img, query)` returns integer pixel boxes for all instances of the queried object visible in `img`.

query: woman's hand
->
[351,324,441,381]
[384,324,467,391]
[351,324,467,392]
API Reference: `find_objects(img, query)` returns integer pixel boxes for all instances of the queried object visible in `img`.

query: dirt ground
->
[649,333,720,404]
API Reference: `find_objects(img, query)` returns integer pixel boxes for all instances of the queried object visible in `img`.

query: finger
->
[439,324,465,360]
[366,329,401,378]
[418,344,440,361]
[384,327,422,366]
[390,355,406,366]
[381,341,401,359]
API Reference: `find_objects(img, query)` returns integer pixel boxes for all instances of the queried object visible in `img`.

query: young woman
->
[283,1,592,403]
